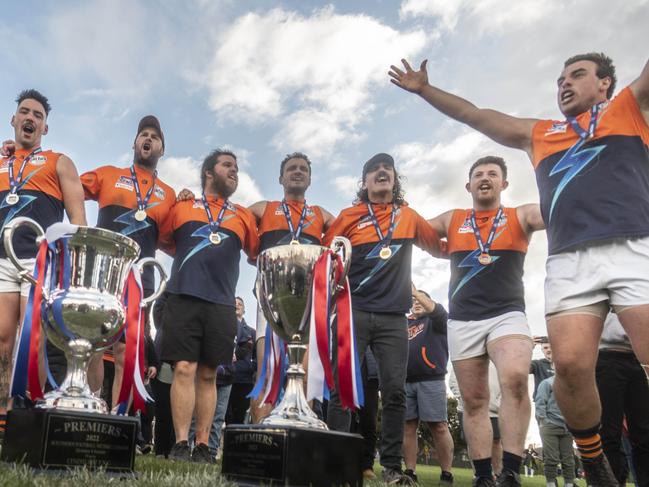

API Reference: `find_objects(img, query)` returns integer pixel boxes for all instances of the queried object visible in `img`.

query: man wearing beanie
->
[325,153,443,484]
[79,115,176,405]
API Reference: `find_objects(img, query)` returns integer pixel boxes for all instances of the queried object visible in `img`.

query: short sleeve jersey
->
[0,148,64,259]
[324,202,441,314]
[532,87,649,255]
[258,200,326,252]
[81,165,176,291]
[158,197,259,306]
[447,207,528,321]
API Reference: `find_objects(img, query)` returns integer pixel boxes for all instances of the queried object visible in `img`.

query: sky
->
[2,0,648,443]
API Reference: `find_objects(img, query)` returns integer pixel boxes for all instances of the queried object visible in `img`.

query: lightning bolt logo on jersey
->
[0,149,65,259]
[158,197,259,306]
[447,208,528,321]
[324,202,442,314]
[532,87,649,255]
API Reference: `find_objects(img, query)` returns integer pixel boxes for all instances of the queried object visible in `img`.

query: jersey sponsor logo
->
[29,155,47,166]
[457,215,508,234]
[356,214,373,230]
[545,122,568,135]
[274,208,315,216]
[115,176,134,191]
[154,185,166,200]
[408,322,425,340]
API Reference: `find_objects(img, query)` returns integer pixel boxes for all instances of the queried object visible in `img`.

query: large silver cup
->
[3,217,167,413]
[256,236,351,429]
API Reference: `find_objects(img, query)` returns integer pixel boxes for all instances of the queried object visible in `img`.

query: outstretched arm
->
[630,58,649,125]
[389,59,538,156]
[516,203,545,238]
[427,209,453,239]
[247,200,267,224]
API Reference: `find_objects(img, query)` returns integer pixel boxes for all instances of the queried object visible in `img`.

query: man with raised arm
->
[428,156,543,487]
[390,53,649,486]
[0,90,86,437]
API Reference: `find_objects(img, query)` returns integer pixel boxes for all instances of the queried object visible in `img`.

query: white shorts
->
[545,237,649,317]
[256,302,267,341]
[448,311,531,361]
[0,257,35,297]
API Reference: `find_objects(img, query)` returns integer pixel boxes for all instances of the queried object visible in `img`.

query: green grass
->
[0,458,635,486]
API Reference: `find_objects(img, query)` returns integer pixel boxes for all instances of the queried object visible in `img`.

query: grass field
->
[0,457,599,486]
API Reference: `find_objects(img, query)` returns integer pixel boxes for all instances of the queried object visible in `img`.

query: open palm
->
[389,59,429,94]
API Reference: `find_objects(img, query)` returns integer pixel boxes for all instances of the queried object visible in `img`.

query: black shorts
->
[160,293,236,368]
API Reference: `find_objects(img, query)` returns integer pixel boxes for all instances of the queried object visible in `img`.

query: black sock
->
[473,457,493,479]
[502,451,522,474]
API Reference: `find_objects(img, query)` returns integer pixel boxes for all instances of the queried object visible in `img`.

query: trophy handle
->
[2,216,45,286]
[329,236,352,287]
[135,257,167,306]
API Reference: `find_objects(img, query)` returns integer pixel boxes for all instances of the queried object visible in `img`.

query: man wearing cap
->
[0,89,87,437]
[80,115,176,404]
[324,153,442,484]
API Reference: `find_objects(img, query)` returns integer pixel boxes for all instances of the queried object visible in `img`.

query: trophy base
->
[0,408,138,473]
[221,424,363,486]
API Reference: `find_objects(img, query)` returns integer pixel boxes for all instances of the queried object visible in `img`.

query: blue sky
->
[2,0,648,440]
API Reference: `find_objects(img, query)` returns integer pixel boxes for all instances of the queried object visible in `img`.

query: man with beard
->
[427,156,544,486]
[390,52,649,486]
[80,115,176,404]
[0,90,86,436]
[247,152,334,422]
[158,149,258,463]
[324,153,442,484]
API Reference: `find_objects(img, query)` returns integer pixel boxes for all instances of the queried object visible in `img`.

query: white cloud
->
[333,175,360,199]
[198,6,429,158]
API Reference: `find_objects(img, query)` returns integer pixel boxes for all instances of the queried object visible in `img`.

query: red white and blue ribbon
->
[307,250,363,409]
[249,324,287,405]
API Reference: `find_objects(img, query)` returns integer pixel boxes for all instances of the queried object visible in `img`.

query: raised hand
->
[1,139,16,157]
[176,188,195,201]
[388,59,429,94]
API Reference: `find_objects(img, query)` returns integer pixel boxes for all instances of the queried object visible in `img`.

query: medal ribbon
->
[202,194,229,235]
[130,165,157,212]
[7,147,42,197]
[366,203,397,248]
[470,206,504,256]
[567,102,603,141]
[280,199,309,242]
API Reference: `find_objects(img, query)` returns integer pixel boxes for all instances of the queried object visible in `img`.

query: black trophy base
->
[222,424,363,486]
[1,408,138,473]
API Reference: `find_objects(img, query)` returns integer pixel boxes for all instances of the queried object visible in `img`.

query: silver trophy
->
[256,236,351,429]
[3,217,166,413]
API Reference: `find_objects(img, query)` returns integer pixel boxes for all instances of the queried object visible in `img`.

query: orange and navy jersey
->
[532,86,649,255]
[258,200,325,251]
[0,149,64,259]
[447,207,528,321]
[324,202,441,314]
[80,165,176,290]
[158,197,259,306]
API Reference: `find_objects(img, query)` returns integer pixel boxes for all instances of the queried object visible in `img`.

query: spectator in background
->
[403,287,454,486]
[226,296,256,425]
[597,313,649,486]
[535,375,576,487]
[530,338,554,400]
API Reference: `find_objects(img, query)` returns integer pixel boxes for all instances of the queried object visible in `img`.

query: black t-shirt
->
[530,358,554,398]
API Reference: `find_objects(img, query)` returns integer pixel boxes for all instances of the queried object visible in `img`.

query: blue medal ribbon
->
[6,147,42,197]
[202,194,229,235]
[469,206,504,260]
[280,199,309,242]
[366,202,397,248]
[567,102,603,141]
[129,165,157,212]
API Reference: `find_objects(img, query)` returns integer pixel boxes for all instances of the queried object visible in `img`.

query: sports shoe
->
[582,454,618,487]
[404,469,418,483]
[382,468,414,485]
[440,470,454,486]
[362,468,377,480]
[496,470,521,487]
[473,476,496,487]
[191,442,216,464]
[168,440,191,462]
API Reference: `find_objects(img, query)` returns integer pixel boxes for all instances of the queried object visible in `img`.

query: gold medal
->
[379,247,392,260]
[134,209,147,221]
[290,239,300,245]
[209,232,222,245]
[5,193,19,206]
[478,253,492,265]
